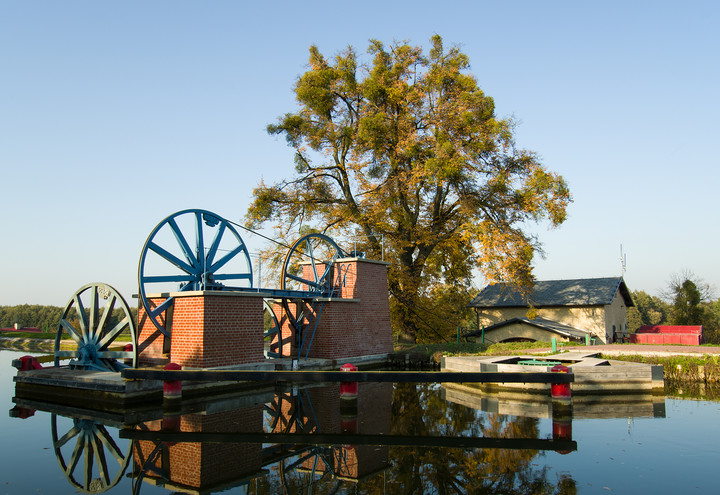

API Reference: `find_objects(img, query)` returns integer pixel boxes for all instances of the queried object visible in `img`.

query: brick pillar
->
[305,258,393,360]
[137,291,266,368]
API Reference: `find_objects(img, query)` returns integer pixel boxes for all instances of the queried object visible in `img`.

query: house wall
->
[477,306,607,342]
[604,291,629,342]
[483,322,574,343]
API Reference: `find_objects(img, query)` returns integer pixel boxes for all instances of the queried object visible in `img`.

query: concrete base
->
[442,351,665,394]
[12,353,392,411]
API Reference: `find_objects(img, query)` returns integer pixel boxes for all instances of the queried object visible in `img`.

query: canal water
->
[2,349,719,494]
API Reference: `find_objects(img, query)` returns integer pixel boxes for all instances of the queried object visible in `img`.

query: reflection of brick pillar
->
[138,291,266,368]
[300,383,392,479]
[133,406,263,491]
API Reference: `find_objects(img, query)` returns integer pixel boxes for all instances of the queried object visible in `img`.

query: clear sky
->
[1,1,718,307]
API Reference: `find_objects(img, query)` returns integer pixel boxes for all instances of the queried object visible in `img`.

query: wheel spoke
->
[95,425,125,464]
[83,438,94,490]
[208,243,246,273]
[148,241,196,274]
[194,211,205,272]
[66,433,85,476]
[205,220,227,268]
[90,431,111,487]
[59,319,83,345]
[148,297,174,319]
[95,294,117,341]
[168,217,199,270]
[306,241,320,284]
[89,287,100,341]
[55,350,78,358]
[97,317,129,350]
[55,426,80,449]
[286,272,322,290]
[73,295,89,337]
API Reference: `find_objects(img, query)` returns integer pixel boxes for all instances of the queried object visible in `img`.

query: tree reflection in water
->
[249,383,577,494]
[366,383,577,495]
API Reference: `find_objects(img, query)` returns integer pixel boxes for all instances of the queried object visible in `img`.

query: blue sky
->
[1,1,718,307]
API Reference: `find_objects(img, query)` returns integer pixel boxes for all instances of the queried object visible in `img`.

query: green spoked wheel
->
[51,413,131,493]
[54,283,137,371]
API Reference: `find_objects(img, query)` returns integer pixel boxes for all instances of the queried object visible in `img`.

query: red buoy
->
[340,363,358,398]
[163,362,183,402]
[550,364,572,400]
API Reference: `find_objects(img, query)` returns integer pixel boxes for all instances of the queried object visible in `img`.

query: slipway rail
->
[120,429,576,451]
[121,369,574,384]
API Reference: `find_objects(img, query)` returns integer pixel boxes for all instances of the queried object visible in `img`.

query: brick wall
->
[271,259,393,360]
[138,292,265,368]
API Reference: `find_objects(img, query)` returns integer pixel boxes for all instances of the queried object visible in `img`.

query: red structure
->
[272,258,393,361]
[137,256,392,369]
[630,325,704,345]
[138,292,266,368]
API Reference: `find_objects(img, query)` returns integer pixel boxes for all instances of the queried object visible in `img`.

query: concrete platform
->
[442,351,664,394]
[12,353,391,411]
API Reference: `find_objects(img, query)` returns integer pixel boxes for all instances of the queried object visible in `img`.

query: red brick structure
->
[138,292,266,368]
[137,256,392,368]
[272,258,393,360]
[630,325,704,345]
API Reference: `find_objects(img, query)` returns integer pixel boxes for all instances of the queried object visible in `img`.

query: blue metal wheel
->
[281,233,345,295]
[138,209,253,336]
[54,283,137,371]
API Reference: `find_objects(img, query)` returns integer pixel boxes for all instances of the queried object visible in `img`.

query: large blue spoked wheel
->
[54,283,137,371]
[138,209,253,336]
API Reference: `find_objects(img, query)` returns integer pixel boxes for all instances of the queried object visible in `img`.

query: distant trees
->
[626,272,719,344]
[0,305,63,332]
[0,304,138,334]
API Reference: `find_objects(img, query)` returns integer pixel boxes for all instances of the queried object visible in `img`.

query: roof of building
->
[469,277,633,308]
[463,316,589,341]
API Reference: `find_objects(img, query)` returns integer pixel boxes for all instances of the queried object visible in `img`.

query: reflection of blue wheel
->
[54,283,137,371]
[51,413,131,493]
[138,209,253,336]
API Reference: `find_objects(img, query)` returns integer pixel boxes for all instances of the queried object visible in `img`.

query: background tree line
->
[0,304,138,334]
[0,304,64,331]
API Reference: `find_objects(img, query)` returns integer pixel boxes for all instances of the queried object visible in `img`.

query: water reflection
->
[11,380,589,494]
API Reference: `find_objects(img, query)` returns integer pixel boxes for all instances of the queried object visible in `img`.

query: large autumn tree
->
[247,36,570,343]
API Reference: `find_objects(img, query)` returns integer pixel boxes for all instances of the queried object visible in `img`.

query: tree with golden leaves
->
[248,36,570,343]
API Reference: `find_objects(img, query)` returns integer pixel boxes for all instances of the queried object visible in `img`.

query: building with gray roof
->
[467,277,633,344]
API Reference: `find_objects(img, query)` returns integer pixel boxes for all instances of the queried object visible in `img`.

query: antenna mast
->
[619,244,627,276]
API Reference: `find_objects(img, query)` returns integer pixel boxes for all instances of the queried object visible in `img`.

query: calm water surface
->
[2,349,719,494]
